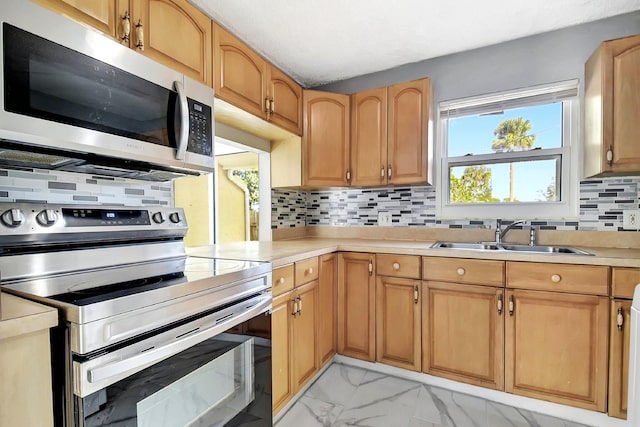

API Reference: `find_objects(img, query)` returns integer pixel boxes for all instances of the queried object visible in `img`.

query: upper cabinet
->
[35,0,212,85]
[214,24,303,135]
[303,90,351,187]
[584,34,640,177]
[351,78,433,186]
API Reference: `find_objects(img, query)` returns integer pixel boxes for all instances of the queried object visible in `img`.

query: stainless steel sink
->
[430,241,592,255]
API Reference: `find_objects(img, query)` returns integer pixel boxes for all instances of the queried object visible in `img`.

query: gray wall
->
[316,11,640,105]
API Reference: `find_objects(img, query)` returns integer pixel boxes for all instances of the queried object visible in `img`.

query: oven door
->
[70,293,272,427]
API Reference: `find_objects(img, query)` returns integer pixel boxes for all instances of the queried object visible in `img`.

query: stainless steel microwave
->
[0,0,215,180]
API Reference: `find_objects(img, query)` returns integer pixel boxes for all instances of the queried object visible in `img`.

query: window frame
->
[435,80,580,220]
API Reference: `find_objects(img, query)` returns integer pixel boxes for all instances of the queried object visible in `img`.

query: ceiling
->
[191,0,640,87]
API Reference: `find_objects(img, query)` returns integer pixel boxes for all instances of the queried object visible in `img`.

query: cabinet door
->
[505,289,608,411]
[338,252,375,361]
[303,90,350,187]
[271,293,293,415]
[609,299,632,419]
[34,0,126,41]
[318,253,337,366]
[376,276,421,371]
[214,23,267,116]
[292,280,319,390]
[268,66,303,135]
[133,0,212,85]
[351,87,388,186]
[423,281,504,390]
[387,78,431,185]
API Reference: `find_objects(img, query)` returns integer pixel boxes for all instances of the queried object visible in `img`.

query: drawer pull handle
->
[497,294,503,315]
[414,285,419,304]
[551,274,561,283]
[277,277,285,285]
[291,299,299,317]
[508,295,514,316]
[297,296,303,314]
[393,262,400,271]
[457,268,465,276]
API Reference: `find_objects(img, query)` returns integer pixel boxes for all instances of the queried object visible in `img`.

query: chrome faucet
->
[495,219,528,245]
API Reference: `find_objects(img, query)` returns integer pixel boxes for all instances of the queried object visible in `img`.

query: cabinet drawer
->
[272,265,294,297]
[295,257,319,286]
[612,267,640,299]
[376,254,421,279]
[506,262,609,295]
[422,257,504,286]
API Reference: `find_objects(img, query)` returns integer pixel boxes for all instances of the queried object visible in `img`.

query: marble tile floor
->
[275,363,592,427]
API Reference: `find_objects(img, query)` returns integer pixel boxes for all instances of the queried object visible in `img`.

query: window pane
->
[447,103,562,157]
[449,158,559,204]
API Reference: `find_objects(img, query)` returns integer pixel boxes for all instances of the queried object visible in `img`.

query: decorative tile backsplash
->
[272,177,640,232]
[0,168,173,206]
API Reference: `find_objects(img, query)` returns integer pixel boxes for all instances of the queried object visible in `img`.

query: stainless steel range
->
[0,203,272,427]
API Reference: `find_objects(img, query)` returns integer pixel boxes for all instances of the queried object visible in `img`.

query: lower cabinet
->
[338,252,376,361]
[291,280,319,390]
[505,289,609,412]
[422,281,504,390]
[318,253,338,366]
[609,299,632,419]
[376,276,421,371]
[271,292,293,415]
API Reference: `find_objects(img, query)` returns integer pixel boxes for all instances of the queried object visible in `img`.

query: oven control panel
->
[0,203,188,244]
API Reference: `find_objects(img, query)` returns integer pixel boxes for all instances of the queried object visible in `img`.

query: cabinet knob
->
[551,274,561,283]
[306,267,313,275]
[457,267,466,276]
[392,262,400,271]
[277,277,285,285]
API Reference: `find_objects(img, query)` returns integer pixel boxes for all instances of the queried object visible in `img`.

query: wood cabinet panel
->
[388,78,431,185]
[351,87,388,186]
[294,256,319,286]
[35,0,124,40]
[423,281,504,390]
[585,34,640,176]
[134,0,212,85]
[271,293,293,414]
[318,253,337,366]
[268,66,303,135]
[422,257,504,287]
[609,299,632,419]
[612,267,640,298]
[376,254,421,279]
[338,252,375,361]
[214,23,267,117]
[506,262,609,295]
[303,90,350,187]
[272,265,294,297]
[505,289,608,411]
[376,276,421,371]
[291,280,319,390]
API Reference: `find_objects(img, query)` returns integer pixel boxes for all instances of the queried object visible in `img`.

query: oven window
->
[3,23,179,147]
[78,333,271,426]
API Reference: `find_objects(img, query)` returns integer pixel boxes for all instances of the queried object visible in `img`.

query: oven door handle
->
[174,80,189,161]
[84,295,270,389]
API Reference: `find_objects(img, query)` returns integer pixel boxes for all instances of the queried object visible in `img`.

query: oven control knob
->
[169,212,181,224]
[36,209,58,227]
[1,208,25,228]
[152,212,166,224]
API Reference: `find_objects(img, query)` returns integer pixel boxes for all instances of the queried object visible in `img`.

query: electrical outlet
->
[378,211,392,226]
[623,210,639,230]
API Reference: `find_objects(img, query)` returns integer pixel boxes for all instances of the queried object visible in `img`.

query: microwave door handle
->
[84,295,271,389]
[173,81,189,161]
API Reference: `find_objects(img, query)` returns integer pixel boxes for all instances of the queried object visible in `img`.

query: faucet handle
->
[496,218,502,229]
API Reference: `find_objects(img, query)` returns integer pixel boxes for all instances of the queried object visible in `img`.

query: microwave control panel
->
[187,98,213,157]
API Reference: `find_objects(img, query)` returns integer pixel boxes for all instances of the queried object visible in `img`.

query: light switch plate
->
[378,211,392,226]
[623,210,639,230]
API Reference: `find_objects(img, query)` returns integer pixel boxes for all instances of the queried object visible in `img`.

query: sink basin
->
[431,242,592,256]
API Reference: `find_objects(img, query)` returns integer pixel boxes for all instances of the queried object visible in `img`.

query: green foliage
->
[232,169,259,208]
[537,177,557,201]
[450,166,497,203]
[491,117,536,152]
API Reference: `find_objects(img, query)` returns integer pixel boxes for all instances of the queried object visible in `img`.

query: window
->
[436,80,579,220]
